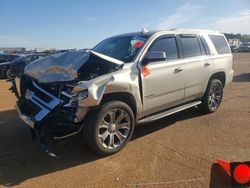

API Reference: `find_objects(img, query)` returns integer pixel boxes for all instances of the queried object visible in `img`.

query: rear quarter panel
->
[203,34,234,86]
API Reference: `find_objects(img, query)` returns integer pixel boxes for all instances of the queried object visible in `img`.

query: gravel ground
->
[0,53,249,188]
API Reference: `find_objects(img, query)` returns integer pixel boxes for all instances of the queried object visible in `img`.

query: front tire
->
[83,101,135,155]
[201,79,223,113]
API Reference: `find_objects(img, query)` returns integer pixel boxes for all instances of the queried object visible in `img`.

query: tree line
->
[224,33,250,42]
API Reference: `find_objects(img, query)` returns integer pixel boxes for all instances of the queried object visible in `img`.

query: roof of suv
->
[115,29,222,38]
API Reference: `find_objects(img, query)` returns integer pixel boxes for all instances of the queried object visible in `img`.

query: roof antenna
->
[141,28,149,34]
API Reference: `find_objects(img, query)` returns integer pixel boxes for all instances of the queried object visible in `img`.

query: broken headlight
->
[61,89,88,108]
[77,91,88,100]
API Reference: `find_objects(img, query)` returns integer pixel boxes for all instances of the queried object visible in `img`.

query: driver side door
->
[140,35,186,116]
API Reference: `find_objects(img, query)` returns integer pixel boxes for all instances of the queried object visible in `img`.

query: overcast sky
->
[0,0,249,49]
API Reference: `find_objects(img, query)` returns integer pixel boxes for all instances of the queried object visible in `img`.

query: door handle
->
[174,67,184,73]
[204,62,211,67]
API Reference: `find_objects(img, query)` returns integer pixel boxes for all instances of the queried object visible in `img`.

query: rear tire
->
[200,79,223,113]
[83,101,135,155]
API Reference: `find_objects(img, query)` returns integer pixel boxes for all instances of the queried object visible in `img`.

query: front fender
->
[72,71,143,119]
[72,76,114,106]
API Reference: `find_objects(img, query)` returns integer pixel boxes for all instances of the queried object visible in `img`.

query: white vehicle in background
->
[235,42,250,52]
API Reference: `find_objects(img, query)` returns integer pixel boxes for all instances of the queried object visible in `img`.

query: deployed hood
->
[24,50,124,83]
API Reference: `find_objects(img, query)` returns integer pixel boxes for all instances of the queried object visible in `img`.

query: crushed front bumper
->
[9,77,89,157]
[11,79,63,129]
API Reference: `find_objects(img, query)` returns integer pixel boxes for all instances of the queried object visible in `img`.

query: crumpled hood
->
[24,50,124,83]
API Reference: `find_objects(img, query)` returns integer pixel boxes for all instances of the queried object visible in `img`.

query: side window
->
[149,37,179,60]
[180,35,202,58]
[209,35,230,54]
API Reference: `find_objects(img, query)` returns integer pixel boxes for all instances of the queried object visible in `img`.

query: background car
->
[230,45,237,52]
[234,42,250,52]
[0,54,20,64]
[0,54,46,79]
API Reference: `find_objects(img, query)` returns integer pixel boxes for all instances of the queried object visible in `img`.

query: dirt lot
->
[0,53,249,188]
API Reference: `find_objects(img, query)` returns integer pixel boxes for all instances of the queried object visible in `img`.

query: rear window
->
[209,35,230,54]
[180,36,203,58]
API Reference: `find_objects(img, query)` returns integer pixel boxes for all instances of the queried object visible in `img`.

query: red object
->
[141,66,150,77]
[133,41,144,48]
[216,159,231,176]
[233,164,250,184]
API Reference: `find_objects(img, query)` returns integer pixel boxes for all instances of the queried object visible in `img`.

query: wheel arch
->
[100,92,138,119]
[209,71,226,87]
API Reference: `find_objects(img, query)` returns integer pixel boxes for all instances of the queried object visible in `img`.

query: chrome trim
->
[32,81,63,103]
[138,101,201,124]
[16,102,35,129]
[32,94,60,110]
[28,97,51,121]
[17,81,63,125]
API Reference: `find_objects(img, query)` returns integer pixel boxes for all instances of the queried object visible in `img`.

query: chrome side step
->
[138,101,201,124]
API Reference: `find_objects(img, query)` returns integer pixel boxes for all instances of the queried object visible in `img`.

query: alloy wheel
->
[208,82,222,110]
[98,108,131,149]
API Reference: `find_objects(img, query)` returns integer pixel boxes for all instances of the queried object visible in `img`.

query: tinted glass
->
[149,37,179,60]
[93,35,148,63]
[0,55,11,62]
[180,36,202,57]
[209,35,230,54]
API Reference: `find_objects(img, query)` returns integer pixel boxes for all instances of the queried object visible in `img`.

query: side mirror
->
[143,51,166,64]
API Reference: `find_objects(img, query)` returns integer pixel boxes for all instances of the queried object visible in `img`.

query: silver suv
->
[10,29,234,156]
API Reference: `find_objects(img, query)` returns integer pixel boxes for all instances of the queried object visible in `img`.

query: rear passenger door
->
[178,34,213,101]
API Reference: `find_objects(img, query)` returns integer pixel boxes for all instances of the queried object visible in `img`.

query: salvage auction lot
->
[0,53,249,187]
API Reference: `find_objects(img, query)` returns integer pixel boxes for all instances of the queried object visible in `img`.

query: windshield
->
[93,35,148,63]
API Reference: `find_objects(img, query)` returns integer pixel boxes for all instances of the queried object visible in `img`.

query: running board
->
[138,101,201,124]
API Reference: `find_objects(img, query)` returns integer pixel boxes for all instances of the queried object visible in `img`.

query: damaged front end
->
[9,50,123,156]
